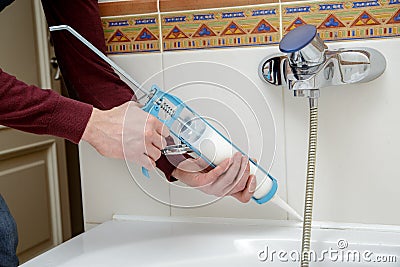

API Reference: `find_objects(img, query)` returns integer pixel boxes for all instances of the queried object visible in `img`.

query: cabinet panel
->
[0,143,61,263]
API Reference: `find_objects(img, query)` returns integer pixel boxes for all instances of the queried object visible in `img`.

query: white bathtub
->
[21,215,400,266]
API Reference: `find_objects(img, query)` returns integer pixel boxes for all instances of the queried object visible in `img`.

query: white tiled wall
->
[161,47,288,220]
[79,35,400,226]
[79,53,171,224]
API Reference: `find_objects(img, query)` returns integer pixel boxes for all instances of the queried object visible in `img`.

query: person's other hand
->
[171,152,257,203]
[82,102,169,169]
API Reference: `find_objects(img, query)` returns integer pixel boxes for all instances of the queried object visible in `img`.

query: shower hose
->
[300,99,318,267]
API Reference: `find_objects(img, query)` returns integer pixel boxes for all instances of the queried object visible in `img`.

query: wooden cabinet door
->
[0,0,71,263]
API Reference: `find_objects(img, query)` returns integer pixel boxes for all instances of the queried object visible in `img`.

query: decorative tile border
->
[100,0,400,54]
[282,0,400,42]
[161,5,280,51]
[102,14,160,53]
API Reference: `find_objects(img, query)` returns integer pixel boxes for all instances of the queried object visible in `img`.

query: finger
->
[231,175,257,203]
[151,133,167,150]
[198,157,231,186]
[220,154,247,194]
[193,155,230,172]
[151,116,170,137]
[193,157,211,169]
[130,101,144,108]
[212,153,242,192]
[144,127,166,150]
[140,154,156,170]
[175,158,205,173]
[189,157,211,172]
[144,144,162,161]
[228,158,250,194]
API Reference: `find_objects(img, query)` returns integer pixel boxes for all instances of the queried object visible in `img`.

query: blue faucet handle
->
[279,25,317,53]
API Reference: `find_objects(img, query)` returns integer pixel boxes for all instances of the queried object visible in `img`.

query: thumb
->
[231,175,256,203]
[200,158,231,185]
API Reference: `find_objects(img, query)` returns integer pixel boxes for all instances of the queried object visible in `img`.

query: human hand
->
[171,152,257,203]
[82,101,169,169]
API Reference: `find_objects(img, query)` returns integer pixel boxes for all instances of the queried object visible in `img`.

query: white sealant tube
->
[189,126,273,200]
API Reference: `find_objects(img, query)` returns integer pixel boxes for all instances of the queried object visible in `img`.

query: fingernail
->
[249,176,256,193]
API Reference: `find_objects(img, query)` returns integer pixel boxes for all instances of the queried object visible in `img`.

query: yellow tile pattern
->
[161,5,280,51]
[282,0,400,42]
[100,0,400,53]
[102,14,160,53]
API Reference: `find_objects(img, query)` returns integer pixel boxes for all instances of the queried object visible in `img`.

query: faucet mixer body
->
[260,25,386,99]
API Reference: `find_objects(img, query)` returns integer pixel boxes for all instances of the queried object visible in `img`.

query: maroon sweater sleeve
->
[41,0,182,180]
[0,68,92,143]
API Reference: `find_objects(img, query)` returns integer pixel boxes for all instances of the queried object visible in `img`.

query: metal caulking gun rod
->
[48,25,272,162]
[49,25,150,96]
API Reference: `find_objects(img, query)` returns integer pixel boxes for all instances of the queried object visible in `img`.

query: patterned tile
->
[102,15,160,54]
[99,0,400,54]
[161,5,280,51]
[282,0,400,41]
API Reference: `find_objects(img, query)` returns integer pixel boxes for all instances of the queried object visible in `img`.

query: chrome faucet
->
[259,25,386,102]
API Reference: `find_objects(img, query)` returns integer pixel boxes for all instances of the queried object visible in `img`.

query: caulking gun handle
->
[140,98,159,179]
[141,102,155,115]
[139,86,180,178]
[141,101,156,178]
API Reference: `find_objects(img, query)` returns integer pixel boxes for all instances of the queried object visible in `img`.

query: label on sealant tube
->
[188,124,275,201]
